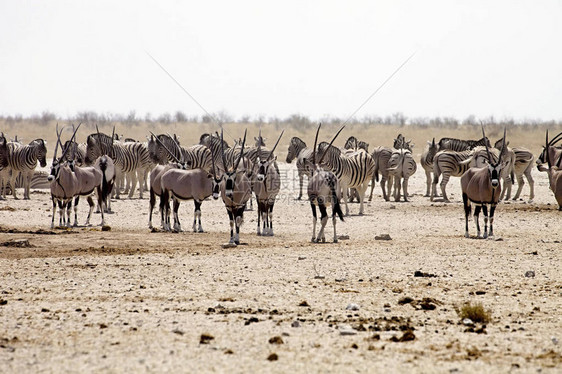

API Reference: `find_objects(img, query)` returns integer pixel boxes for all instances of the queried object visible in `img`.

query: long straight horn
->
[257,128,262,161]
[167,133,184,162]
[481,124,492,164]
[96,125,105,156]
[318,125,346,165]
[60,123,81,161]
[267,130,284,161]
[312,123,321,165]
[547,131,562,147]
[546,130,552,168]
[234,129,247,171]
[498,127,507,163]
[210,144,217,177]
[149,132,181,163]
[53,123,63,162]
[220,128,228,171]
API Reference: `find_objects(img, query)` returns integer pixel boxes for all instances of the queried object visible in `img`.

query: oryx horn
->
[481,124,492,164]
[267,130,284,161]
[312,123,321,165]
[149,132,181,164]
[60,123,81,162]
[318,125,346,165]
[234,129,247,171]
[220,129,228,172]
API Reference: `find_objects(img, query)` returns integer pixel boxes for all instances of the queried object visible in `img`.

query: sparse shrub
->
[455,302,492,324]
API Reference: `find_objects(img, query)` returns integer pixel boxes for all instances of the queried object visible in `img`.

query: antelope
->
[253,130,284,236]
[219,129,252,245]
[537,131,562,210]
[307,124,345,243]
[460,128,507,239]
[0,133,8,171]
[151,133,221,232]
[48,125,106,228]
[536,131,562,170]
[92,125,116,215]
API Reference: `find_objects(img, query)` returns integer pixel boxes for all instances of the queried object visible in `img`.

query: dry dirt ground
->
[0,162,561,373]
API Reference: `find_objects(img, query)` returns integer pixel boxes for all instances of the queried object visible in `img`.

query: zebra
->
[2,138,47,199]
[62,140,87,166]
[431,149,473,202]
[149,134,212,172]
[316,140,375,215]
[437,136,490,152]
[286,137,314,200]
[387,148,417,202]
[369,146,393,201]
[344,136,369,152]
[393,134,413,151]
[420,138,438,197]
[200,132,230,173]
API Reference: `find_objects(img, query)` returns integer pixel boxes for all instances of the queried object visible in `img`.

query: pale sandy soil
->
[0,162,561,373]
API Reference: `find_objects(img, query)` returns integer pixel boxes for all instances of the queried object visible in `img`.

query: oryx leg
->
[159,190,170,230]
[424,170,432,197]
[227,209,235,244]
[193,200,204,233]
[58,200,65,227]
[473,205,482,238]
[268,202,275,236]
[332,208,338,243]
[73,196,80,226]
[513,174,524,200]
[298,173,304,200]
[310,202,317,242]
[148,188,156,229]
[51,197,57,229]
[172,198,182,232]
[462,193,471,238]
[317,203,328,243]
[96,187,106,226]
[440,174,451,202]
[85,196,94,226]
[482,204,489,239]
[256,201,262,236]
[488,204,496,238]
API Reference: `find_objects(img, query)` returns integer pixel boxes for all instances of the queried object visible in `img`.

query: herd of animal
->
[0,125,560,244]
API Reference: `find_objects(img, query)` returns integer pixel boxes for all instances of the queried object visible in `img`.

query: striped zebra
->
[369,146,393,201]
[420,138,438,197]
[286,137,314,200]
[387,148,417,202]
[1,139,47,199]
[200,133,230,172]
[431,149,473,202]
[344,136,369,152]
[317,141,374,215]
[493,139,536,201]
[437,136,490,152]
[149,134,212,171]
[62,141,87,166]
[393,134,413,151]
[85,132,152,199]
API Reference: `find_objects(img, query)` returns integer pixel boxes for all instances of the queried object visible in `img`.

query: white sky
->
[1,0,561,121]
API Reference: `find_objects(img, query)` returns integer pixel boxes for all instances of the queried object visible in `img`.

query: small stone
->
[375,234,392,241]
[0,299,7,305]
[346,303,360,311]
[389,205,396,209]
[339,325,357,336]
[222,243,237,249]
[552,337,559,345]
[298,300,309,307]
[268,336,284,345]
[172,329,184,336]
[337,235,350,240]
[291,321,300,328]
[101,225,111,231]
[298,256,307,260]
[524,270,535,278]
[267,353,278,361]
[200,333,214,344]
[462,318,474,326]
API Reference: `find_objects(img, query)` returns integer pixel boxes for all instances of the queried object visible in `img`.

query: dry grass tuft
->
[456,302,492,324]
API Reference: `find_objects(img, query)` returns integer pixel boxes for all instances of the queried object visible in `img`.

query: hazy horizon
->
[1,1,561,122]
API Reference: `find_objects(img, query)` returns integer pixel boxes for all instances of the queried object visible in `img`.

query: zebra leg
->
[440,174,451,202]
[394,176,401,202]
[310,202,317,242]
[357,182,368,215]
[341,184,350,216]
[386,177,393,202]
[424,170,431,197]
[136,169,145,199]
[73,196,80,226]
[368,175,375,201]
[381,175,389,201]
[473,205,482,238]
[298,174,303,200]
[9,171,19,199]
[128,171,138,199]
[513,175,524,200]
[85,196,94,226]
[317,204,328,243]
[24,172,32,200]
[526,171,535,201]
[488,204,496,238]
[482,204,489,239]
[172,198,182,232]
[462,193,471,238]
[402,177,409,202]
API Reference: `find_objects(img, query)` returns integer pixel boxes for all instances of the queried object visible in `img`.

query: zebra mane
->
[290,137,306,148]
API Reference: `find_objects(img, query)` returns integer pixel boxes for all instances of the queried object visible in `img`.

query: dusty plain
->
[0,123,561,373]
